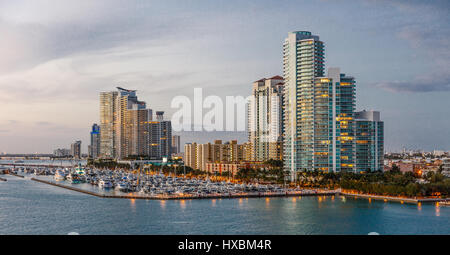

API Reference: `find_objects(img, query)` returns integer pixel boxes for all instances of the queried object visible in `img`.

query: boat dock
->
[8,173,25,178]
[31,178,337,200]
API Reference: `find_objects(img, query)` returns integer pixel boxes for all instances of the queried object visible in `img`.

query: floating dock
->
[8,173,25,178]
[31,178,337,200]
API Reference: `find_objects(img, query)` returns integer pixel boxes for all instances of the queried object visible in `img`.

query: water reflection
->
[265,198,270,209]
[317,197,323,209]
[180,200,186,210]
[128,199,136,213]
[160,200,166,210]
[211,199,216,207]
[436,203,440,217]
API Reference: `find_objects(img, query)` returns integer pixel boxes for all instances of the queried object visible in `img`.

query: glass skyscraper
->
[283,31,325,180]
[89,124,101,159]
[99,91,118,158]
[282,31,383,180]
[355,110,384,172]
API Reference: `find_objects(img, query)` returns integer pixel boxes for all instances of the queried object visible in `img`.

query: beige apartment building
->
[248,76,284,162]
[184,140,248,171]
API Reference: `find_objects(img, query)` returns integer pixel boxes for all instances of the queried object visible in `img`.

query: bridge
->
[0,154,55,159]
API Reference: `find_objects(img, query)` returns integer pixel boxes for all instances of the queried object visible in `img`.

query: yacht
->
[115,181,130,192]
[75,165,86,176]
[98,179,113,189]
[66,173,81,184]
[54,170,66,181]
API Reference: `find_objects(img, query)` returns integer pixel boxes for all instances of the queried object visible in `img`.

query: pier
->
[31,178,338,200]
[8,173,25,178]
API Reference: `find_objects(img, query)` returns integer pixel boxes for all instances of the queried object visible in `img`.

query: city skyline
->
[0,0,449,153]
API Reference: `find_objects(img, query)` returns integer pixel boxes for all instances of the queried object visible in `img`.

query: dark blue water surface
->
[0,175,448,235]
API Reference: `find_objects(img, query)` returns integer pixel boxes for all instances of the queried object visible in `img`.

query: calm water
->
[0,175,448,235]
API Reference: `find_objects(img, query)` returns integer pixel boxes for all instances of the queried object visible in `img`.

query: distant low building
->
[171,152,184,161]
[443,158,450,177]
[433,150,446,157]
[53,148,71,157]
[205,163,240,176]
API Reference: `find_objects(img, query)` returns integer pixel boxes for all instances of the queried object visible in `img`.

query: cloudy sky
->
[0,0,449,153]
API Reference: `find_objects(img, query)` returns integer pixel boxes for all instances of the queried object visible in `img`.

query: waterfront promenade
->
[340,191,450,204]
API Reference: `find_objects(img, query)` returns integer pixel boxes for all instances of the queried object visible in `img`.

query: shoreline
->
[30,178,337,200]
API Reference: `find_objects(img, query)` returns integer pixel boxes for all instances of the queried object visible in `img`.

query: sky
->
[0,0,449,154]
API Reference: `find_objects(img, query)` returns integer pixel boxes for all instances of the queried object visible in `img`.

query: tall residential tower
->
[99,87,171,160]
[248,76,284,161]
[89,124,101,158]
[283,31,325,180]
[282,31,383,179]
[99,91,118,158]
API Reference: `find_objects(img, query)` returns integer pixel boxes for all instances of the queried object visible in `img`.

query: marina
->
[30,178,337,200]
[1,164,448,203]
[3,164,336,200]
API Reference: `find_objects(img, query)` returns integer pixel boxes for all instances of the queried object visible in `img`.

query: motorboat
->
[115,181,130,192]
[54,170,66,181]
[98,179,113,189]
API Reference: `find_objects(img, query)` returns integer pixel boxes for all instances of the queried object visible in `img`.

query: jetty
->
[8,172,25,178]
[31,178,337,200]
